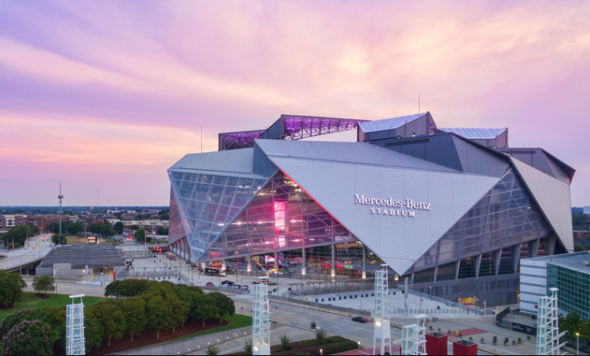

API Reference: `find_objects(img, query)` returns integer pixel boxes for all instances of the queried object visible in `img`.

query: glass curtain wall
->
[169,171,270,260]
[206,171,357,261]
[410,169,552,274]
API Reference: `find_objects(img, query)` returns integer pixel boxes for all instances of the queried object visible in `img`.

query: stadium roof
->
[438,128,507,139]
[358,113,426,133]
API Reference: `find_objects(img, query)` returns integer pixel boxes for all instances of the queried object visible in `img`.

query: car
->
[352,316,368,323]
[221,280,233,285]
[205,282,214,287]
[263,267,290,276]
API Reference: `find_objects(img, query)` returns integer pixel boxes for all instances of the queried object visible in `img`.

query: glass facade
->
[169,170,270,260]
[547,264,590,320]
[410,169,552,273]
[205,171,356,261]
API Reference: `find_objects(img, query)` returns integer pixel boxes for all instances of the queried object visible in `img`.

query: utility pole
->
[58,183,64,245]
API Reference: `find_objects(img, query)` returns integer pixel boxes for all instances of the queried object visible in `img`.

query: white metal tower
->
[401,314,427,355]
[58,183,64,242]
[252,283,271,355]
[536,288,566,355]
[373,265,392,355]
[66,294,86,355]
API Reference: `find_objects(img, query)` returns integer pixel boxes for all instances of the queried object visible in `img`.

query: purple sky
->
[1,1,589,207]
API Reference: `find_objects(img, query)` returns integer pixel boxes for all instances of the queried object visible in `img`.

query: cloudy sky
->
[1,0,589,207]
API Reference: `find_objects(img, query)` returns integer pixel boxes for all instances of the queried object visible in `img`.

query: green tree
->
[0,270,27,307]
[114,222,125,235]
[209,292,235,323]
[27,224,40,235]
[84,315,104,353]
[280,334,292,350]
[574,243,587,252]
[51,233,67,245]
[206,345,220,356]
[159,213,170,221]
[47,222,61,234]
[32,276,56,295]
[560,311,584,341]
[190,294,218,327]
[101,224,116,237]
[2,226,32,247]
[135,228,147,243]
[88,222,105,234]
[146,295,173,339]
[243,339,253,353]
[156,226,169,235]
[87,301,125,347]
[65,222,84,235]
[121,297,147,342]
[1,319,54,355]
[114,212,124,220]
[166,294,189,333]
[130,225,140,231]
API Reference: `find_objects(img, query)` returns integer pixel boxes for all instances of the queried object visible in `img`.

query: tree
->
[206,345,220,356]
[65,222,84,235]
[88,222,105,235]
[114,212,124,220]
[190,294,218,327]
[243,339,253,353]
[157,226,169,235]
[27,224,40,235]
[51,233,67,245]
[146,295,173,339]
[280,334,292,350]
[0,270,27,307]
[130,225,140,231]
[32,276,56,295]
[86,301,125,347]
[159,213,170,221]
[101,224,116,237]
[2,226,32,247]
[166,294,189,333]
[135,228,146,243]
[209,292,235,323]
[574,243,587,252]
[1,319,54,355]
[47,222,61,234]
[121,297,147,342]
[84,315,104,353]
[114,222,125,235]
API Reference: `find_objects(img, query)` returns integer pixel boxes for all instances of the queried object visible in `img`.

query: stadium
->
[167,112,575,306]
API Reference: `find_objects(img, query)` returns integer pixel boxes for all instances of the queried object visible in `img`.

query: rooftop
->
[38,245,125,269]
[528,251,590,275]
[437,128,507,139]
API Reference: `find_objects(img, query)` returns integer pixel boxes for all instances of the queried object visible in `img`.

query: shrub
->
[280,334,292,350]
[206,345,220,355]
[243,339,253,353]
[1,320,54,355]
[316,329,326,343]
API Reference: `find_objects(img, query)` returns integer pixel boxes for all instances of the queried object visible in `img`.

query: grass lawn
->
[172,314,253,341]
[0,292,106,321]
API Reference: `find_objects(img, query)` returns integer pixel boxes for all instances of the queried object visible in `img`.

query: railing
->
[407,289,490,316]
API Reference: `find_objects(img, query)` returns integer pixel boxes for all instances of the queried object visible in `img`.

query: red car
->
[205,282,214,287]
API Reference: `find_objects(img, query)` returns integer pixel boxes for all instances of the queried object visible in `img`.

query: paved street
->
[0,234,53,271]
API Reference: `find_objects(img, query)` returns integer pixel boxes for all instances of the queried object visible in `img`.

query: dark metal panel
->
[252,142,278,177]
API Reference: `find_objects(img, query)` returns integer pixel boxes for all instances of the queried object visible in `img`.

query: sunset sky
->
[1,0,589,207]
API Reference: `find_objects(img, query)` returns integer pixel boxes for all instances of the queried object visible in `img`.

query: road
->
[0,234,53,270]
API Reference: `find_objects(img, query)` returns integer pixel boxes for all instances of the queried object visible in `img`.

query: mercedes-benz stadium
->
[167,112,575,306]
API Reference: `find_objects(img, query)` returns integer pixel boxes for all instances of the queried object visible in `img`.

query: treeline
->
[1,225,39,248]
[0,280,235,355]
[98,280,235,346]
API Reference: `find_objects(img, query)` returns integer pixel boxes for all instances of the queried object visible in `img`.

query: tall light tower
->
[252,282,271,355]
[373,264,392,355]
[536,288,566,355]
[66,294,86,355]
[58,183,64,245]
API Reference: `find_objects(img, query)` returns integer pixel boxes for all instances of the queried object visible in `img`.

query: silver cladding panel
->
[511,158,574,252]
[439,128,507,140]
[255,139,457,173]
[170,148,255,174]
[359,113,426,133]
[265,155,499,275]
[452,136,509,177]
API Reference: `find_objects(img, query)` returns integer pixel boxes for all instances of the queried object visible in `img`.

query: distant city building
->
[520,252,590,320]
[584,206,590,215]
[167,112,575,307]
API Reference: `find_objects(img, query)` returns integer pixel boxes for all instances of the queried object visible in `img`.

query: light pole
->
[54,266,63,294]
[576,332,579,355]
[483,301,487,316]
[58,183,63,245]
[84,214,87,245]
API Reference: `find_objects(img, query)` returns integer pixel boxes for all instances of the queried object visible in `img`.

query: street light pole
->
[576,332,579,355]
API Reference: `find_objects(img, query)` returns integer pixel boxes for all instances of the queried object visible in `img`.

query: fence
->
[268,295,372,317]
[110,326,254,355]
[407,289,490,316]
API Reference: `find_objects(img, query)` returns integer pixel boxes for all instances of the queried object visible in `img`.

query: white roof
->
[438,128,507,139]
[359,114,426,133]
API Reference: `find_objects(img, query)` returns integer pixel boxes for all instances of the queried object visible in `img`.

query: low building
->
[520,252,590,319]
[36,245,125,280]
[584,206,590,215]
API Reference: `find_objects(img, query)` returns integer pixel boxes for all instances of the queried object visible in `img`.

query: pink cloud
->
[0,0,589,205]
